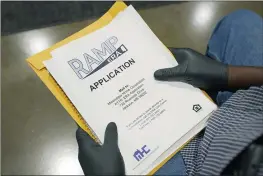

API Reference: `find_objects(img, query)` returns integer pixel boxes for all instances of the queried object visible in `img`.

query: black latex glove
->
[76,122,125,176]
[154,48,228,90]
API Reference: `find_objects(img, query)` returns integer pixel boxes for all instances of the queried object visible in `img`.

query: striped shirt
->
[181,86,263,175]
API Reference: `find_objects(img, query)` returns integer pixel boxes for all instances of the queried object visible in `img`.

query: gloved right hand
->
[76,122,125,176]
[154,48,228,90]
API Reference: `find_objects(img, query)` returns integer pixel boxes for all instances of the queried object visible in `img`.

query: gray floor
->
[1,1,263,175]
[1,1,176,35]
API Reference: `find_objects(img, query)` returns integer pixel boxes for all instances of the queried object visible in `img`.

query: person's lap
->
[155,9,263,175]
[206,9,263,106]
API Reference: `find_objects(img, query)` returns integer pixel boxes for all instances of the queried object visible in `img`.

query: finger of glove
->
[168,48,189,64]
[76,127,96,147]
[104,122,118,148]
[154,66,184,81]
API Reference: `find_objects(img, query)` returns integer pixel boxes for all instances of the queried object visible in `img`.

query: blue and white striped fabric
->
[181,86,263,175]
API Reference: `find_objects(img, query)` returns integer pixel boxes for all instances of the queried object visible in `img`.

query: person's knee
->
[221,9,262,29]
[207,9,262,66]
[210,9,262,44]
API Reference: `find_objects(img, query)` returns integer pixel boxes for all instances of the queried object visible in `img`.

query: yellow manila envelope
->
[26,1,212,174]
[27,1,127,137]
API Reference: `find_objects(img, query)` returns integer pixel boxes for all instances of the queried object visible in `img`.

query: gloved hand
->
[76,122,125,176]
[154,48,228,90]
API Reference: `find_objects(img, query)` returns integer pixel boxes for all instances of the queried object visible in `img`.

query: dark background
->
[1,1,177,35]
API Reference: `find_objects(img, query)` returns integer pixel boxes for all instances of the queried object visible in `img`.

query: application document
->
[44,6,217,175]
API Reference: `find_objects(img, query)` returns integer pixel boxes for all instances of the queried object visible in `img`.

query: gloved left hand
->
[76,122,125,176]
[154,48,228,90]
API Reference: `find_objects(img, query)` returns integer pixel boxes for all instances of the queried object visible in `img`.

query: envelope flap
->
[26,1,127,70]
[27,51,52,70]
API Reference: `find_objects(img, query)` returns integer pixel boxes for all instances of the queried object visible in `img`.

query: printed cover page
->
[45,6,216,175]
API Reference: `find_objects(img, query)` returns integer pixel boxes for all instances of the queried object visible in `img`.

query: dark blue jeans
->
[155,10,263,175]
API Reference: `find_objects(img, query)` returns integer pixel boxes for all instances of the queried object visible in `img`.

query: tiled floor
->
[1,1,262,175]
